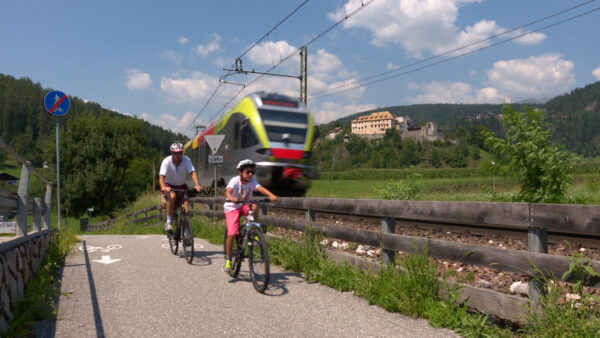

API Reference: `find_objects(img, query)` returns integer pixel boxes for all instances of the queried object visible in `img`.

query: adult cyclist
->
[223,159,277,272]
[159,142,202,233]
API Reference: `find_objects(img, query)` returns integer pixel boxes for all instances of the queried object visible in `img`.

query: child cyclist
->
[223,159,277,272]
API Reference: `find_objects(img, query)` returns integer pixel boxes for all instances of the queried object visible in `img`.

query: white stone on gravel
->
[478,280,492,289]
[509,281,529,296]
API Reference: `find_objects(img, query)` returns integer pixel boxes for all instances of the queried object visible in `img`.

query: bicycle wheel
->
[228,237,243,278]
[182,215,194,264]
[249,229,270,293]
[168,215,179,255]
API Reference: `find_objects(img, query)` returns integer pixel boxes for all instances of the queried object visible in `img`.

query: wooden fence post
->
[382,217,395,266]
[306,209,315,225]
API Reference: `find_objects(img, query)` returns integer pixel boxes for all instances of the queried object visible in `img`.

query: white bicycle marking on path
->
[161,243,205,249]
[92,255,122,264]
[78,244,123,253]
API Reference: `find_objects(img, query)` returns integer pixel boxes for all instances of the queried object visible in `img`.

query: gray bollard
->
[33,198,42,232]
[16,162,31,236]
[44,183,52,229]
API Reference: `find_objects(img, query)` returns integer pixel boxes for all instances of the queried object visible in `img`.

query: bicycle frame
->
[225,199,271,293]
[167,188,194,264]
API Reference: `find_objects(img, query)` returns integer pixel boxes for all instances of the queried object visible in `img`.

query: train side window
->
[241,119,258,148]
[233,120,240,150]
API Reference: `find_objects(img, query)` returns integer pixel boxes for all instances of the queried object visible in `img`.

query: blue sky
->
[2,0,599,137]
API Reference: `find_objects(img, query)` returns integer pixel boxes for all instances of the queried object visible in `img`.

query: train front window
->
[258,109,307,143]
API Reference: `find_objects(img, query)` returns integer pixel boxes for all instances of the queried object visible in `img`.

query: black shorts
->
[162,183,189,206]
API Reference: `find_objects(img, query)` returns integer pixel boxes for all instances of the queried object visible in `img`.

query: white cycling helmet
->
[170,142,184,153]
[236,159,256,169]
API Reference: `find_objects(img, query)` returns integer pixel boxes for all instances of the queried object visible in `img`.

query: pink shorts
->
[225,204,251,236]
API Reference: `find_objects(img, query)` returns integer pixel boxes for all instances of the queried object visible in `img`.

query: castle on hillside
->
[349,110,443,142]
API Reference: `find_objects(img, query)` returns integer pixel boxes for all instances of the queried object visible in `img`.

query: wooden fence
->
[85,195,600,323]
[190,196,600,323]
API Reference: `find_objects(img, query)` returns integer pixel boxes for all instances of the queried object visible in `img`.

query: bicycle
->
[166,188,194,264]
[223,199,271,293]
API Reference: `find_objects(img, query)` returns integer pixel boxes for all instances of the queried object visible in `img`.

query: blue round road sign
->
[44,91,70,116]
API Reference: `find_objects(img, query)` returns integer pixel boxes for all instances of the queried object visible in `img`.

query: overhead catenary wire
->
[315,5,600,100]
[312,0,598,98]
[184,0,312,135]
[205,0,376,124]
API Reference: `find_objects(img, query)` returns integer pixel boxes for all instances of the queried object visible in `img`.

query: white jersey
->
[223,176,261,213]
[159,155,195,186]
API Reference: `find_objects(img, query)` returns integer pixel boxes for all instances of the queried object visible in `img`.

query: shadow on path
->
[83,240,106,337]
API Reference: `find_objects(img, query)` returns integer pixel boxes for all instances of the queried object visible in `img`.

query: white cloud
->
[178,37,189,45]
[311,102,377,123]
[514,31,546,45]
[195,33,222,56]
[328,0,541,57]
[409,81,509,104]
[160,72,216,104]
[593,66,600,80]
[246,40,298,68]
[140,111,199,136]
[162,50,182,65]
[387,62,399,70]
[487,54,575,100]
[126,69,153,90]
[243,41,363,101]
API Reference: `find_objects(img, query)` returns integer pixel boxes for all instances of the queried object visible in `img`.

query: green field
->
[306,173,600,204]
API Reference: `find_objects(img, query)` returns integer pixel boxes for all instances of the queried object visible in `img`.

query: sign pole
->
[43,90,70,230]
[56,117,61,229]
[214,165,217,198]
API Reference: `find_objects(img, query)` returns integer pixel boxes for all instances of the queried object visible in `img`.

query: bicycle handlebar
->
[225,198,272,204]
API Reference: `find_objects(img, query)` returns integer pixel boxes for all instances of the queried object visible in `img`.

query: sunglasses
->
[244,170,255,174]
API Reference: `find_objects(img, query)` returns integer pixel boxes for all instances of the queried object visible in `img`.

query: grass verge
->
[4,227,79,337]
[264,229,513,337]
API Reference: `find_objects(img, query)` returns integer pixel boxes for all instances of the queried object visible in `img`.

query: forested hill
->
[321,81,600,156]
[0,73,184,165]
[330,103,539,128]
[544,81,600,155]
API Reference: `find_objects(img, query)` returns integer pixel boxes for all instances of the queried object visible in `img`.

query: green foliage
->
[484,106,573,203]
[5,227,79,336]
[372,176,422,200]
[561,243,600,295]
[44,112,150,217]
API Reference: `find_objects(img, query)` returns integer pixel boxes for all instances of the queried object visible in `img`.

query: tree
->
[484,106,572,203]
[45,112,149,216]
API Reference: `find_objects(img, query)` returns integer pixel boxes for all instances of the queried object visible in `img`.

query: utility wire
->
[185,0,311,135]
[313,0,597,97]
[314,4,600,100]
[206,0,376,124]
[236,0,310,61]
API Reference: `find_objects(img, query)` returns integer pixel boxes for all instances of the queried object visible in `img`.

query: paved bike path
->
[34,234,457,337]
